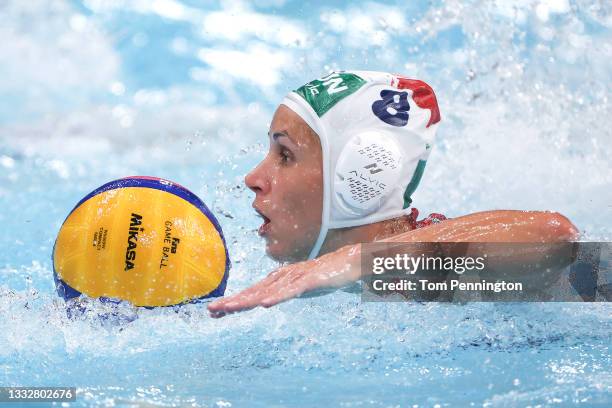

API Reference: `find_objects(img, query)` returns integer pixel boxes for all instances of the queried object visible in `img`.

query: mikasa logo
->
[125,213,144,271]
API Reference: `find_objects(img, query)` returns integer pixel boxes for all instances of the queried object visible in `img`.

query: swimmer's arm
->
[385,210,579,244]
[382,210,580,292]
[207,210,578,316]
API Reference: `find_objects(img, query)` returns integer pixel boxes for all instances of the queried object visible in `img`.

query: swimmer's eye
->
[279,146,293,164]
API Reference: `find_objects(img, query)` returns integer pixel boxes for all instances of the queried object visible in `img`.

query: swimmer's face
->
[245,105,323,262]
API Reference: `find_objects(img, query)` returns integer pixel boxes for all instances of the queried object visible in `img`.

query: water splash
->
[0,0,610,406]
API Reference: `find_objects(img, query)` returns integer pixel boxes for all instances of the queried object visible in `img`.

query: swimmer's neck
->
[318,215,414,257]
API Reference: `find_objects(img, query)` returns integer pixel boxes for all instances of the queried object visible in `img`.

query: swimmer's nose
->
[245,163,270,195]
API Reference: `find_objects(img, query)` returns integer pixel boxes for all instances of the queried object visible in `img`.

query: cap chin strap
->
[307,122,331,260]
[307,220,329,260]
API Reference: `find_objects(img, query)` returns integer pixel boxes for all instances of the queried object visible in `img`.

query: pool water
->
[1,0,611,406]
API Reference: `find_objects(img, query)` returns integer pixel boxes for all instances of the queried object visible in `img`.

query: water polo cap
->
[281,71,441,259]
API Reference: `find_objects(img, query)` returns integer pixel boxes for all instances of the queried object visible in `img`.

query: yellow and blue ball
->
[52,176,230,307]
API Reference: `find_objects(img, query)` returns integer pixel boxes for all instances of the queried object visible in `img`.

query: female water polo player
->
[207,71,578,317]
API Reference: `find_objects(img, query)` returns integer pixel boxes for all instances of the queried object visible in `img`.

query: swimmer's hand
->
[207,245,361,318]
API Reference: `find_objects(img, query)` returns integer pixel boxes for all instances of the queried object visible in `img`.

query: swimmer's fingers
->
[262,260,358,308]
[207,268,288,316]
[263,261,362,307]
[221,268,288,305]
[207,264,310,315]
[207,284,274,315]
[207,290,267,317]
[259,270,330,308]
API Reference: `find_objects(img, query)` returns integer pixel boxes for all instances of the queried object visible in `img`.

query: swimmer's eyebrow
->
[269,130,298,147]
[270,130,289,141]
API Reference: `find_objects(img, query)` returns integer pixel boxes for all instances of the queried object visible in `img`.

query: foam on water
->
[0,0,610,406]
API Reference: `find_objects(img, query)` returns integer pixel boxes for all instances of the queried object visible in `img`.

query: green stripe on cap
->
[294,72,366,117]
[403,160,427,208]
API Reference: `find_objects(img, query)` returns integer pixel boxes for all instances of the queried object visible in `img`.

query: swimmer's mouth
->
[254,208,271,236]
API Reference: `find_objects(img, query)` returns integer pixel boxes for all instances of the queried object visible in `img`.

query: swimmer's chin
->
[264,242,307,263]
[264,244,290,262]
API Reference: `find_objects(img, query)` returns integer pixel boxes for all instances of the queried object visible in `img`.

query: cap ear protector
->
[334,131,403,217]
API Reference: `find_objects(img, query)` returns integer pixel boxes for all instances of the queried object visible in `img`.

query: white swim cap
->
[281,70,441,259]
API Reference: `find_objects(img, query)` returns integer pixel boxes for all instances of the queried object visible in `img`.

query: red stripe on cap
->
[393,77,441,128]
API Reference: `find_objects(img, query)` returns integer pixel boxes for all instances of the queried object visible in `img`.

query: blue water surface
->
[0,0,611,406]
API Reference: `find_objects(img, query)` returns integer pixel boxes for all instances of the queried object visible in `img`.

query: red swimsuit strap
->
[407,207,448,230]
[406,207,420,229]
